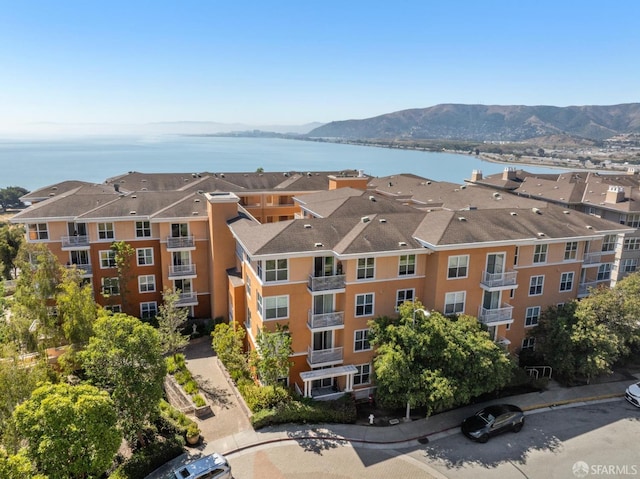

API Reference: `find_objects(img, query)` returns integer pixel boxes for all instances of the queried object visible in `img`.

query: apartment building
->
[466,167,640,284]
[12,170,632,400]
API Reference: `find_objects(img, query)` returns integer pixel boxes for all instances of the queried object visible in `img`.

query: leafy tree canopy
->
[157,288,190,359]
[212,322,246,371]
[251,324,292,390]
[0,186,28,212]
[0,224,24,280]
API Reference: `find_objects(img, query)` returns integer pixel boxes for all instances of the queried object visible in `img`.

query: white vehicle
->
[625,381,640,408]
[173,453,231,479]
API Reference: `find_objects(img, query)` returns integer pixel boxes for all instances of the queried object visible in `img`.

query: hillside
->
[308,103,640,142]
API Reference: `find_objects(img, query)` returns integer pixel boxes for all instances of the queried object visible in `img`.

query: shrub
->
[251,394,357,429]
[174,370,190,386]
[183,380,199,395]
[192,394,206,407]
[237,381,290,412]
[111,436,185,479]
[157,400,197,437]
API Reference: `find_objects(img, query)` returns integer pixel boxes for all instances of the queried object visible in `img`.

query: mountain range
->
[307,103,640,142]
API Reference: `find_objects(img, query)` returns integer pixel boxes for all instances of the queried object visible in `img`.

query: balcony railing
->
[66,263,92,275]
[478,303,514,325]
[583,252,603,265]
[61,235,90,248]
[307,346,343,366]
[307,274,346,292]
[169,264,197,278]
[307,311,344,330]
[578,280,609,296]
[480,270,518,288]
[175,291,198,306]
[166,236,194,249]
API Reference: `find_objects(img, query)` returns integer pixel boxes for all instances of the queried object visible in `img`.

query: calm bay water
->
[0,135,562,191]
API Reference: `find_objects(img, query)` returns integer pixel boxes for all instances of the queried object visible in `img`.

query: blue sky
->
[1,0,638,128]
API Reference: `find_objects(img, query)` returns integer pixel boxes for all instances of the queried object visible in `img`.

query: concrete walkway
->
[148,340,640,478]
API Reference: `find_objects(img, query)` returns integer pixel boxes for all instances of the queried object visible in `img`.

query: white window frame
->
[623,258,638,273]
[355,293,374,317]
[398,254,416,276]
[559,272,574,292]
[262,295,289,320]
[136,247,154,266]
[264,259,288,282]
[597,263,612,281]
[138,274,156,293]
[529,275,544,296]
[447,255,469,279]
[27,223,48,241]
[525,306,541,327]
[564,241,578,260]
[105,304,122,313]
[140,301,157,319]
[135,220,151,238]
[97,222,115,240]
[444,291,465,315]
[533,244,548,263]
[101,277,120,296]
[356,257,375,280]
[624,238,640,251]
[353,363,371,385]
[625,214,640,228]
[354,329,371,352]
[602,235,617,252]
[99,250,116,269]
[395,289,415,311]
[521,337,535,350]
[245,274,252,297]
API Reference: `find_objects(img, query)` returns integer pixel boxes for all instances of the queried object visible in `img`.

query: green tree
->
[212,322,247,372]
[0,186,28,213]
[109,241,135,313]
[0,450,46,479]
[157,288,190,360]
[0,224,24,280]
[13,383,121,479]
[80,312,166,445]
[251,324,292,390]
[369,302,513,418]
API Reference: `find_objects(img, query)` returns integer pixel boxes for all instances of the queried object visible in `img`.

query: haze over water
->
[0,135,562,192]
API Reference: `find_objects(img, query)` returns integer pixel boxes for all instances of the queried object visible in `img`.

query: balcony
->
[166,236,194,250]
[578,280,609,297]
[169,264,197,278]
[478,303,514,325]
[307,274,346,292]
[307,346,343,367]
[175,291,198,306]
[307,311,344,330]
[61,235,90,249]
[583,252,603,265]
[480,270,518,289]
[66,263,92,275]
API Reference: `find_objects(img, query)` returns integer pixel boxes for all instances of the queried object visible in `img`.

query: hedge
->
[251,394,357,429]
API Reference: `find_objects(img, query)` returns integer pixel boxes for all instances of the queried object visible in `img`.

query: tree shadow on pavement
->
[286,427,348,455]
[192,375,234,409]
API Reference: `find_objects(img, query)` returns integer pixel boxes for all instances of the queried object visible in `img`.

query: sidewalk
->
[147,343,639,478]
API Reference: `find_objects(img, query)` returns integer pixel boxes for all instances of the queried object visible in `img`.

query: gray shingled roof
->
[20,180,95,202]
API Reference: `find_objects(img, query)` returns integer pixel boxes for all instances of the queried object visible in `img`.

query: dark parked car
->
[461,404,525,443]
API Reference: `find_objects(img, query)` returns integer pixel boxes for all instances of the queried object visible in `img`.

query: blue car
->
[461,404,525,443]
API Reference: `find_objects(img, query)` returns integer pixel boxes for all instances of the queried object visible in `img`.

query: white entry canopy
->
[300,365,358,382]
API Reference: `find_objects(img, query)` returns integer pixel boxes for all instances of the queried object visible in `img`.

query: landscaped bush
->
[193,394,206,407]
[237,380,291,412]
[157,399,198,437]
[109,436,185,479]
[165,355,207,409]
[250,394,357,429]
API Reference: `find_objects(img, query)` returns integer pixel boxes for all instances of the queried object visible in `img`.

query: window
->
[264,259,288,282]
[135,220,151,238]
[171,223,189,237]
[529,275,544,296]
[525,306,541,327]
[105,305,122,313]
[602,235,617,252]
[140,302,157,319]
[138,275,156,293]
[263,295,288,320]
[522,337,535,350]
[444,291,465,315]
[623,259,638,273]
[625,214,640,228]
[514,246,519,266]
[597,263,612,281]
[356,257,375,280]
[137,248,154,266]
[398,254,416,276]
[245,274,252,297]
[447,255,468,278]
[559,272,574,292]
[354,329,371,351]
[533,244,547,263]
[256,292,262,316]
[355,293,374,317]
[101,277,120,296]
[99,250,116,268]
[27,223,48,240]
[353,363,371,385]
[98,222,114,240]
[396,289,414,311]
[624,238,640,250]
[564,241,578,260]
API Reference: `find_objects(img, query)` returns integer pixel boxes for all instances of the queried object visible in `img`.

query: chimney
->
[471,170,483,181]
[627,167,638,176]
[605,185,625,204]
[502,167,517,181]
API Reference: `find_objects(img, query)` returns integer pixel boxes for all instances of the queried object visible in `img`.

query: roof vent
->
[304,224,312,229]
[192,211,199,215]
[131,195,137,198]
[220,173,225,178]
[537,232,545,237]
[52,186,58,190]
[586,225,593,229]
[307,172,312,177]
[129,210,136,215]
[398,241,407,246]
[458,216,467,221]
[427,181,432,185]
[379,218,387,223]
[563,210,570,214]
[361,216,370,223]
[49,192,55,196]
[314,242,323,247]
[283,172,290,177]
[192,173,197,178]
[460,184,466,189]
[194,198,200,203]
[197,190,203,194]
[369,195,376,201]
[532,207,542,214]
[141,187,148,191]
[493,192,501,198]
[510,212,518,216]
